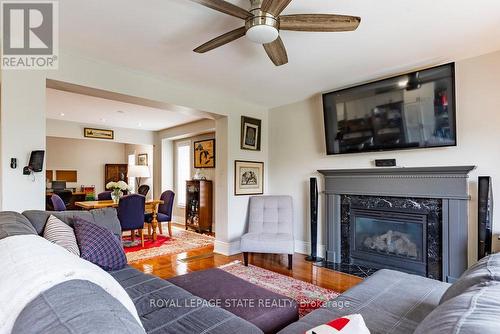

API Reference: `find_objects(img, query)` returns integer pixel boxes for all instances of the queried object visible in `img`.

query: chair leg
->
[139,229,144,248]
[131,230,135,242]
[158,221,163,235]
[243,252,249,266]
[147,224,151,238]
[168,221,172,237]
[288,254,293,270]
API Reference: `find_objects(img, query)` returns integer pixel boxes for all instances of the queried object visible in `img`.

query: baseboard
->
[214,240,241,256]
[294,240,326,258]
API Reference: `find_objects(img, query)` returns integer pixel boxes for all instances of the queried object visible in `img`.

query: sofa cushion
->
[23,208,122,239]
[74,218,127,271]
[240,232,294,254]
[13,280,145,334]
[110,266,263,334]
[0,211,37,240]
[278,269,450,334]
[43,215,80,256]
[440,253,500,304]
[414,281,500,334]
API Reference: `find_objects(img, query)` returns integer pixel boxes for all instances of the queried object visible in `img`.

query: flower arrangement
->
[106,181,131,203]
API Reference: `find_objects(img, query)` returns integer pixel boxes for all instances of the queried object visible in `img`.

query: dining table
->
[74,199,164,241]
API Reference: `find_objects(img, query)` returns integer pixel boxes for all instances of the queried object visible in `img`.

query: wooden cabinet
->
[185,180,213,233]
[105,164,128,188]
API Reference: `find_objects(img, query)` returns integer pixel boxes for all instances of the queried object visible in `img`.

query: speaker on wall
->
[306,177,323,262]
[478,176,493,260]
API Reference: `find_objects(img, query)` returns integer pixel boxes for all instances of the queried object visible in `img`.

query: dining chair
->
[117,194,146,247]
[137,185,150,197]
[51,194,67,211]
[97,191,112,200]
[145,190,175,237]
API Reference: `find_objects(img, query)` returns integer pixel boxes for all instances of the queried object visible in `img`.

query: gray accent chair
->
[240,196,294,270]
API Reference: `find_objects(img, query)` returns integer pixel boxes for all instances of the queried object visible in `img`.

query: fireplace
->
[350,208,427,276]
[318,166,475,283]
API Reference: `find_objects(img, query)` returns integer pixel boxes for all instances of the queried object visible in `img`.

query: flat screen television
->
[323,63,456,155]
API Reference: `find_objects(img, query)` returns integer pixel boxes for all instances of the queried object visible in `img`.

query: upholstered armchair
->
[118,194,146,247]
[240,196,294,270]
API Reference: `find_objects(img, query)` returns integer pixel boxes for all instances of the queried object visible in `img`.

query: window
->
[176,141,191,207]
[127,154,136,193]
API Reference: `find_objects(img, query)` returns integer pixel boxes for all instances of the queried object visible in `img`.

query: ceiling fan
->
[189,0,361,66]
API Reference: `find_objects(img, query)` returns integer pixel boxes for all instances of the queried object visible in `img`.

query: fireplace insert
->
[350,208,427,276]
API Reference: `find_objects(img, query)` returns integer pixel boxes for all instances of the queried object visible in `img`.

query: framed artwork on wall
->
[241,116,261,151]
[194,139,215,168]
[234,160,264,196]
[137,153,148,166]
[84,128,114,140]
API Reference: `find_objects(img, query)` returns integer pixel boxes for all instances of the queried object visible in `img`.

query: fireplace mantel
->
[319,166,475,200]
[318,166,476,283]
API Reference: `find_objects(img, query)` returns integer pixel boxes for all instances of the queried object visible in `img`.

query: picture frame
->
[84,128,114,140]
[241,116,261,151]
[194,139,215,168]
[137,153,148,166]
[234,160,264,196]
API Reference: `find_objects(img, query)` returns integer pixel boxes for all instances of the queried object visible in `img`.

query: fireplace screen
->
[350,209,427,275]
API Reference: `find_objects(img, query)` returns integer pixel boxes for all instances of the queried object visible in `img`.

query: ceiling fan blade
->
[263,36,288,66]
[189,0,252,19]
[262,0,292,16]
[194,27,246,53]
[279,14,361,32]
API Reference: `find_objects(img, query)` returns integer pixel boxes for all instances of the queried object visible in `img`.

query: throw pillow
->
[440,253,500,304]
[43,215,80,256]
[74,218,127,271]
[306,314,370,334]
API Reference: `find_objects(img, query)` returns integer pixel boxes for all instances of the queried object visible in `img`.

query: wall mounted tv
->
[323,63,456,155]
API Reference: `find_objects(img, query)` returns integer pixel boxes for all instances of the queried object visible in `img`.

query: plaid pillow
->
[74,218,126,271]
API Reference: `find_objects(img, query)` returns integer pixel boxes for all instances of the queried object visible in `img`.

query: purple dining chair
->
[117,194,146,247]
[145,190,175,237]
[97,191,112,200]
[51,194,67,211]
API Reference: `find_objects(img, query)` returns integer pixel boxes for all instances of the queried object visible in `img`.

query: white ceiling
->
[46,88,203,131]
[59,0,500,108]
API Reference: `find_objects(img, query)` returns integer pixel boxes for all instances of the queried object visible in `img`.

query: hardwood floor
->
[130,244,362,293]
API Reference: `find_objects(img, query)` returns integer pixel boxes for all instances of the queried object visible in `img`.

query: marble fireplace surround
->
[318,166,475,283]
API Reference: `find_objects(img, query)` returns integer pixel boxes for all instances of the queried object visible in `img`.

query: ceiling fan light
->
[246,25,279,44]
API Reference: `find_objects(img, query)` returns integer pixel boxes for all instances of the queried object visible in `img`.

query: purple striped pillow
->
[74,218,126,271]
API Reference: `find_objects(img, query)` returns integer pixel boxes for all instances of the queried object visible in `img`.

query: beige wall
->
[172,132,216,223]
[268,50,500,265]
[46,137,127,193]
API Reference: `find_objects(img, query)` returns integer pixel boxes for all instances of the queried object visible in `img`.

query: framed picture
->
[234,160,264,196]
[137,154,148,166]
[84,128,114,140]
[241,116,261,151]
[194,139,215,168]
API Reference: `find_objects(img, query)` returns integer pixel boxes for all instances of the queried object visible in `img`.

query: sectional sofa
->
[1,208,500,334]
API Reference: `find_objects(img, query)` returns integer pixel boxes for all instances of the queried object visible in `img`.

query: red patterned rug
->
[124,226,214,263]
[122,235,171,253]
[219,260,340,317]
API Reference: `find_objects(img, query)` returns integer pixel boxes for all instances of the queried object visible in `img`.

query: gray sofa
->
[0,210,262,334]
[279,255,500,334]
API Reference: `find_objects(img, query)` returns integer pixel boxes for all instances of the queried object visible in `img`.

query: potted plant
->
[106,181,131,204]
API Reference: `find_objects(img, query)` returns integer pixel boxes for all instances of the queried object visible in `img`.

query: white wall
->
[268,50,500,264]
[0,71,46,212]
[46,137,127,193]
[47,119,155,145]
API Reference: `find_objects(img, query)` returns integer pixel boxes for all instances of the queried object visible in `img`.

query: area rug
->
[125,227,214,263]
[122,235,171,253]
[219,260,340,317]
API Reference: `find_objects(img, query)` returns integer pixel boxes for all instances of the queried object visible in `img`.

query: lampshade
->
[128,165,151,178]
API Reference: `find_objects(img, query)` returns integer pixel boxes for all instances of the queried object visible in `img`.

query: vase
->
[111,189,123,204]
